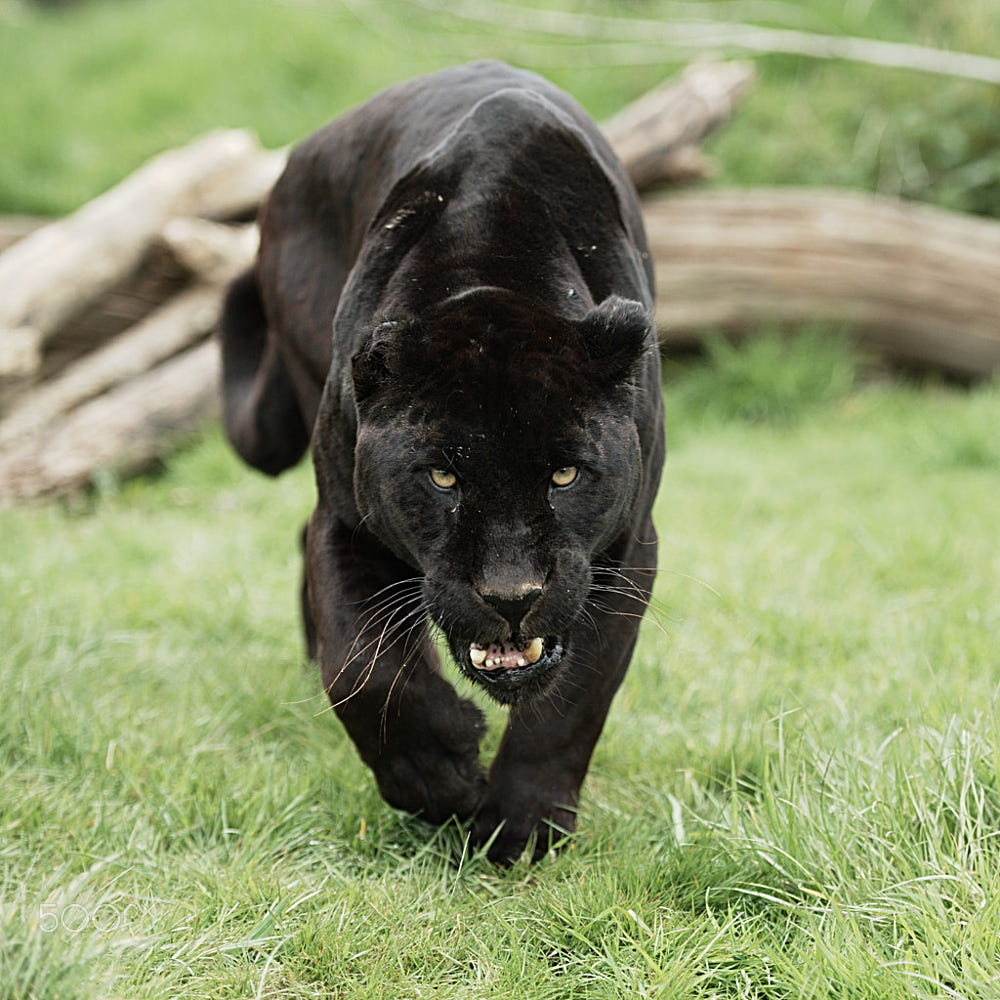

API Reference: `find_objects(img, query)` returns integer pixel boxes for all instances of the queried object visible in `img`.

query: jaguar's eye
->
[551,466,579,488]
[430,468,457,490]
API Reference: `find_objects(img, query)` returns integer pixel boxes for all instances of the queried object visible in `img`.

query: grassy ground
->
[4,343,1000,998]
[3,1,1000,997]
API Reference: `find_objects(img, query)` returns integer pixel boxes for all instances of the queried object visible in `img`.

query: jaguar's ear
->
[351,319,410,407]
[578,296,655,387]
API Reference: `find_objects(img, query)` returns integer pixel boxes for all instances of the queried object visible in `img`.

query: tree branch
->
[407,0,1000,85]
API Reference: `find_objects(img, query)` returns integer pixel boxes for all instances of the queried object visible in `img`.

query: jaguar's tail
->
[219,269,309,476]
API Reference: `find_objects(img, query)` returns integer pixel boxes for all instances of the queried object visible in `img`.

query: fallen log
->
[0,216,43,254]
[603,60,755,190]
[0,129,267,377]
[0,339,220,501]
[0,285,221,447]
[648,188,1000,379]
[191,147,286,222]
[159,218,259,285]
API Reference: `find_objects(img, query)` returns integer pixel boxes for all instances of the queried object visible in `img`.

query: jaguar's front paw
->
[371,699,487,824]
[471,791,577,865]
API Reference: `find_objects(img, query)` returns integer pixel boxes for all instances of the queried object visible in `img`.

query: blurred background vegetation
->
[2,0,999,219]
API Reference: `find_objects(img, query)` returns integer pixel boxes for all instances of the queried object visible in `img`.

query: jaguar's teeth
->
[470,637,546,671]
[523,637,544,664]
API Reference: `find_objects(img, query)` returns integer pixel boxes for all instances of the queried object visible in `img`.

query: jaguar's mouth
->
[469,636,545,671]
[461,636,565,703]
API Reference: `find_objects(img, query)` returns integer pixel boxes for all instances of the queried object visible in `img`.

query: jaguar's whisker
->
[324,590,427,711]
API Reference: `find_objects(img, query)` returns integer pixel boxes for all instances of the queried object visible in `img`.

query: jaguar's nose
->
[479,585,544,633]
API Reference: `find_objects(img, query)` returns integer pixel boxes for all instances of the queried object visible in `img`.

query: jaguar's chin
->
[451,635,566,705]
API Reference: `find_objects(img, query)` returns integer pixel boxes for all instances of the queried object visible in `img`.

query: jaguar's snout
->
[477,584,544,634]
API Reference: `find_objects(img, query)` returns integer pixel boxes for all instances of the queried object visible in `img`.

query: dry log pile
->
[1,59,997,502]
[0,133,285,501]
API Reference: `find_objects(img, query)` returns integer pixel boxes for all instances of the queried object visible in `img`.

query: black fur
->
[220,62,665,863]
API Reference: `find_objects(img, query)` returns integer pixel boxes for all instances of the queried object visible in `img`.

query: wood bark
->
[158,218,258,285]
[647,188,1000,379]
[191,146,286,222]
[603,60,755,190]
[0,339,219,501]
[0,129,264,376]
[0,285,221,447]
[0,216,43,254]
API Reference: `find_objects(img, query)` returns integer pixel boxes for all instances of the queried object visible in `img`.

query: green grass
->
[1,0,999,216]
[3,342,1000,997]
[4,1,1000,995]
